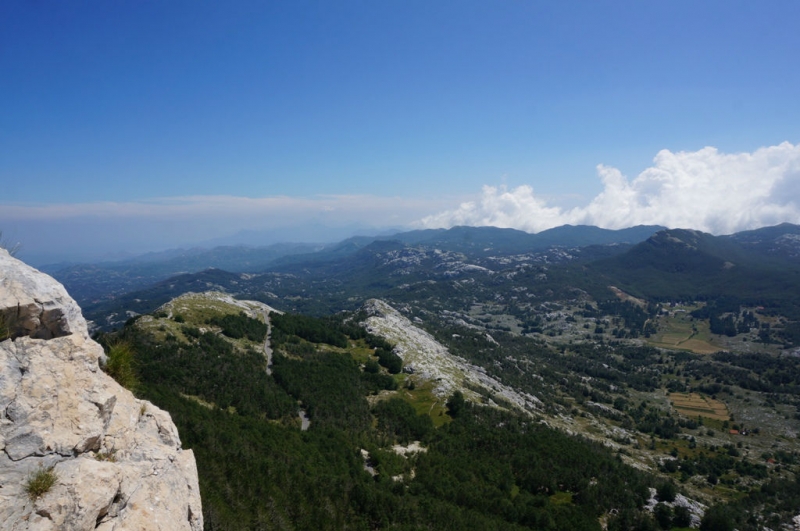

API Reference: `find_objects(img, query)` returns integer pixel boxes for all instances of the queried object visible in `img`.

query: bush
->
[375,348,403,374]
[25,466,57,500]
[362,371,398,393]
[656,481,677,503]
[271,313,347,347]
[0,309,20,341]
[103,341,138,391]
[446,390,466,418]
[700,505,734,531]
[373,397,433,442]
[183,326,201,339]
[672,505,692,527]
[364,359,381,374]
[0,230,22,257]
[654,503,673,529]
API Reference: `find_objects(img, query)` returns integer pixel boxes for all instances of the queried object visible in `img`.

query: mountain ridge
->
[54,224,665,311]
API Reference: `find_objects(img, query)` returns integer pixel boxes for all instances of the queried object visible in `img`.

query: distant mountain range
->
[42,242,323,305]
[48,224,664,307]
[67,222,800,334]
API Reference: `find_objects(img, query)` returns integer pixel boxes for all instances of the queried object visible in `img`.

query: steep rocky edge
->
[0,249,202,531]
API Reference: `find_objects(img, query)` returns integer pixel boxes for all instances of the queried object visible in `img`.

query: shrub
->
[446,390,466,418]
[700,505,734,531]
[373,397,433,442]
[95,449,118,462]
[672,505,692,527]
[25,466,57,500]
[103,341,138,391]
[654,503,673,530]
[362,371,398,393]
[271,313,347,347]
[375,348,403,374]
[0,310,20,341]
[656,481,677,503]
[183,326,201,339]
[364,359,381,374]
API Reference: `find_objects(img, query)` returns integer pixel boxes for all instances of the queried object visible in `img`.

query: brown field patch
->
[670,392,729,421]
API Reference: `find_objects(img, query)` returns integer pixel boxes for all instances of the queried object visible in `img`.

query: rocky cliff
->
[0,249,203,530]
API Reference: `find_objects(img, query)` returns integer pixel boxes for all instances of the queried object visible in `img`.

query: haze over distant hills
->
[45,224,663,308]
[51,222,800,337]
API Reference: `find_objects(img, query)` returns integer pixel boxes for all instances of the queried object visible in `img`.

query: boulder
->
[0,251,87,341]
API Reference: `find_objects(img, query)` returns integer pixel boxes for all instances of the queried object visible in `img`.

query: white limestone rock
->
[0,250,87,341]
[0,249,203,531]
[361,298,541,412]
[644,487,706,528]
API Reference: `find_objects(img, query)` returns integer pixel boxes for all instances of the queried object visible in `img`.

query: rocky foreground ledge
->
[0,249,202,530]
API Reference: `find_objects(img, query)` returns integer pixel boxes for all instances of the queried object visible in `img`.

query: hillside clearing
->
[670,392,729,421]
[648,312,720,354]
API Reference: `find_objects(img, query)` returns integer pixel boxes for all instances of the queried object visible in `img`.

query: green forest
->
[106,309,668,531]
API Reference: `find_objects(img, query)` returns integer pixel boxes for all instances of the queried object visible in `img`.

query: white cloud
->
[420,142,800,235]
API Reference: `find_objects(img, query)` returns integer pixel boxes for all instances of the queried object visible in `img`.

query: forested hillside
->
[102,294,662,530]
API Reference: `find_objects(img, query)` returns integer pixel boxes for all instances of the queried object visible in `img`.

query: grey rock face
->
[0,249,203,530]
[0,250,88,341]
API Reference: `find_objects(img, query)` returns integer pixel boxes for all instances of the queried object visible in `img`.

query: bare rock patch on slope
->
[360,298,541,412]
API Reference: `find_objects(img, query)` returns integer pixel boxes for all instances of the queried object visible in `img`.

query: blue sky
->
[2,1,800,263]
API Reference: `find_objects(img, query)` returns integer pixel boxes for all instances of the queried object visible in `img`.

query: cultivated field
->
[670,392,729,421]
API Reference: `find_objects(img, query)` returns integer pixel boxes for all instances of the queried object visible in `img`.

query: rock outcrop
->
[361,298,541,412]
[0,249,203,530]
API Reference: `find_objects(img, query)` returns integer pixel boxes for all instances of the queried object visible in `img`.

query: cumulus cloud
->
[420,142,800,235]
